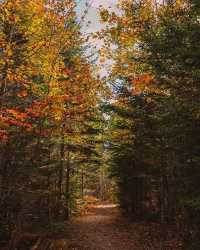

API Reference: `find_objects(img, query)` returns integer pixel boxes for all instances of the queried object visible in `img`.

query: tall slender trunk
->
[65,151,70,220]
[59,132,64,200]
[81,169,84,199]
[99,166,104,201]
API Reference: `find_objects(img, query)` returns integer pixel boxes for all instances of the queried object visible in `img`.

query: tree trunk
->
[65,151,70,220]
[81,169,84,199]
[59,132,65,200]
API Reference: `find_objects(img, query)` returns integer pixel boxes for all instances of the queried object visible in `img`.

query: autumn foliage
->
[0,0,200,249]
[101,0,200,249]
[0,0,103,245]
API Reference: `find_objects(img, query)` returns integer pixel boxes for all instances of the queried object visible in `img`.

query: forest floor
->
[67,203,183,250]
[0,202,183,250]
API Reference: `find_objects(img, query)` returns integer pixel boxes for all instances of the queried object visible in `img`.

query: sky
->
[91,0,116,8]
[76,0,116,33]
[76,0,117,76]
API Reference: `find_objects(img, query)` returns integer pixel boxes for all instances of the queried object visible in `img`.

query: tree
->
[0,0,104,245]
[101,1,200,247]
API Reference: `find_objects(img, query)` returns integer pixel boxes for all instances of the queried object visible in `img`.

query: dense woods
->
[101,0,200,249]
[0,0,106,248]
[0,0,200,249]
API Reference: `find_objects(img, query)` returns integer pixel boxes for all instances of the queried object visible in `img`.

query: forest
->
[0,0,200,249]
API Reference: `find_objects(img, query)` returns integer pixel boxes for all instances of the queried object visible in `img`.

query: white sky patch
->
[76,0,117,77]
[91,0,116,8]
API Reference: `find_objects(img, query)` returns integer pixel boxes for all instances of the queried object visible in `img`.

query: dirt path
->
[68,203,138,250]
[0,203,182,250]
[67,203,182,250]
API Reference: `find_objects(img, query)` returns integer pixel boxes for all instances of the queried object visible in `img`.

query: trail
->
[0,203,182,250]
[67,203,181,250]
[68,203,138,250]
[0,202,182,250]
